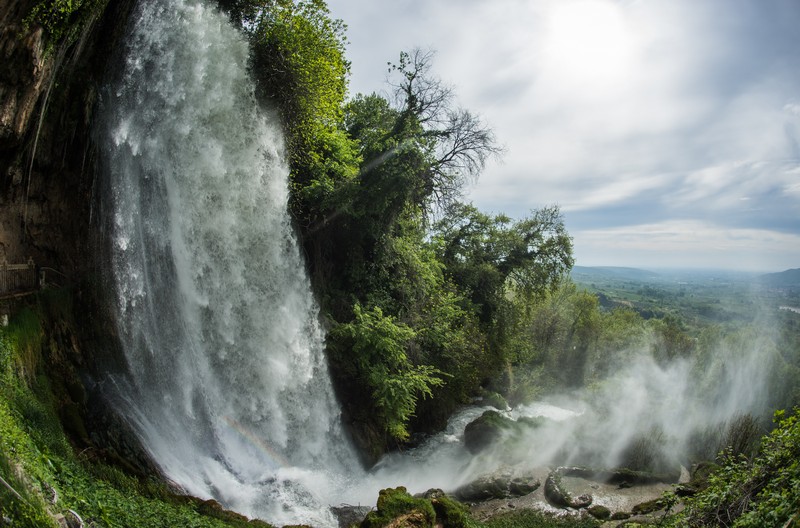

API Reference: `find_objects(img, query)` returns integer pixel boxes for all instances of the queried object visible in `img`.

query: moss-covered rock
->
[631,497,666,515]
[361,487,482,528]
[587,505,611,520]
[558,466,680,486]
[463,410,514,454]
[430,494,472,528]
[480,391,509,411]
[361,487,436,528]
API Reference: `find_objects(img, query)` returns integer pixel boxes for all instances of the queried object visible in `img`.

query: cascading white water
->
[100,0,361,524]
[97,0,786,525]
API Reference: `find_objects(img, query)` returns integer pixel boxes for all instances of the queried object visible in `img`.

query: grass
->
[482,509,600,528]
[0,293,275,528]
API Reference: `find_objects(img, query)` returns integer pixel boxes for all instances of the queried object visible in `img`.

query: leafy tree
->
[386,49,503,211]
[366,227,489,429]
[226,0,358,219]
[649,314,695,364]
[330,304,445,442]
[303,49,505,319]
[432,202,574,326]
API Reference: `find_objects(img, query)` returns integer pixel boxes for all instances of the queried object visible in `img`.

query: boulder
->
[463,411,513,454]
[454,475,511,501]
[480,391,510,411]
[455,473,540,502]
[544,468,593,509]
[331,505,372,528]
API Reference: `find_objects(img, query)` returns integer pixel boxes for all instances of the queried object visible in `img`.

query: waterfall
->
[99,0,361,524]
[96,0,783,525]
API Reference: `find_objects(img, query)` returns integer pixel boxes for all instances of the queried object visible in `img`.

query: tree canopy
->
[224,0,573,452]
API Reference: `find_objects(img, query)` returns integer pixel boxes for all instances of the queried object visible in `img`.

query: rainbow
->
[221,415,292,469]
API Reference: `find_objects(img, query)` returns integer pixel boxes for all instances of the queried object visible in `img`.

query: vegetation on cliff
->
[24,0,109,51]
[0,294,277,527]
[222,0,573,451]
[657,408,800,528]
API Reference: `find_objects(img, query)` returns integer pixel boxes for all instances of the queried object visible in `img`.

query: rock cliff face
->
[0,0,131,273]
[1,0,150,467]
[0,0,50,150]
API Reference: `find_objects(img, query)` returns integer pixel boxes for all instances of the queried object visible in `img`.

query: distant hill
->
[757,268,800,288]
[571,266,660,280]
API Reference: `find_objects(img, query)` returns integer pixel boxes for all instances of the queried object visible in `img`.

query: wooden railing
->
[0,258,39,296]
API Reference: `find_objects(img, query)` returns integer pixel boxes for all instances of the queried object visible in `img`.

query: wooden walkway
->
[0,258,39,297]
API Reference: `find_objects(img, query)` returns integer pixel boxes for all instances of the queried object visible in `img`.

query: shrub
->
[673,408,800,527]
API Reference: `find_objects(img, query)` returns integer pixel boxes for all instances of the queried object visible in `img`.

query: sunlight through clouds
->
[325,0,800,270]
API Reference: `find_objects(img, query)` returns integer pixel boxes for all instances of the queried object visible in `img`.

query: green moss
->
[431,494,476,528]
[631,498,666,515]
[587,505,611,520]
[5,307,45,383]
[361,487,437,528]
[483,509,600,528]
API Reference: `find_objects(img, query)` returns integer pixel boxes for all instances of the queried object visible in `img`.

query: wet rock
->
[571,493,592,508]
[331,505,372,528]
[508,477,540,497]
[559,466,680,485]
[587,505,611,520]
[631,498,667,515]
[463,411,513,454]
[480,391,510,411]
[454,475,510,501]
[544,473,568,508]
[544,468,593,509]
[419,488,446,500]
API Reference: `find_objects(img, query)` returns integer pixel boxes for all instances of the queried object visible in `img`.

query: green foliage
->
[0,304,272,528]
[361,487,437,528]
[243,0,356,202]
[649,315,696,364]
[373,231,488,421]
[24,0,108,51]
[361,488,483,528]
[4,307,45,384]
[482,509,600,528]
[432,202,573,331]
[672,408,800,527]
[332,304,445,440]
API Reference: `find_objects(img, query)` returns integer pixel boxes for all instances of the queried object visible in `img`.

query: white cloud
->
[326,0,800,269]
[574,220,800,271]
[785,102,800,117]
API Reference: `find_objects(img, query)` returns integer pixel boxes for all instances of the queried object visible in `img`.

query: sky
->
[324,0,800,272]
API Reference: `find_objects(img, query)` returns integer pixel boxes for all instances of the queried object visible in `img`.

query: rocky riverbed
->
[461,465,687,525]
